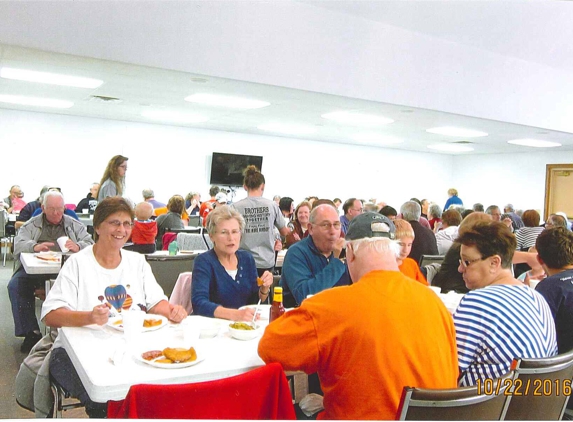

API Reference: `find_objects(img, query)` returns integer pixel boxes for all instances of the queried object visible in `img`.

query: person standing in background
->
[98,155,128,202]
[232,166,290,276]
[443,188,463,211]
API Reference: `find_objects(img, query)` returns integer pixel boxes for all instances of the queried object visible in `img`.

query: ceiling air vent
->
[452,141,473,144]
[88,95,123,104]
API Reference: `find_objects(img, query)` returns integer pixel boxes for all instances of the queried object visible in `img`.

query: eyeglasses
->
[106,220,134,229]
[351,208,363,213]
[316,221,342,230]
[118,164,128,169]
[45,207,65,213]
[459,257,485,268]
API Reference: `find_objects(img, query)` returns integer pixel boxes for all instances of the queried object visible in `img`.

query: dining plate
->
[106,315,168,332]
[239,304,271,320]
[135,348,205,369]
[34,251,61,264]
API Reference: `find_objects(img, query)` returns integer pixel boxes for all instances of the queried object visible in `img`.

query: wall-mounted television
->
[209,152,263,186]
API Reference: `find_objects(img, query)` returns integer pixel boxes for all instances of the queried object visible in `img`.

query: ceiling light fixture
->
[427,143,474,153]
[351,133,403,145]
[321,111,394,126]
[141,110,208,124]
[0,67,103,89]
[0,94,73,109]
[184,93,270,109]
[257,123,317,136]
[507,139,561,148]
[426,127,488,138]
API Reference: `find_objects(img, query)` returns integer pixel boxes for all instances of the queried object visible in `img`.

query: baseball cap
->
[346,212,395,241]
[215,192,227,204]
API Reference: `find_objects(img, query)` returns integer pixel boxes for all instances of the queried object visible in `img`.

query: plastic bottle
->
[168,240,178,256]
[269,287,285,322]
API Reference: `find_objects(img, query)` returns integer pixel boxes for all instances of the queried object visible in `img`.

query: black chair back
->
[397,371,514,420]
[504,349,573,420]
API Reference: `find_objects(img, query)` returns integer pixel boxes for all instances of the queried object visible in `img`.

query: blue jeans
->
[7,267,50,337]
[50,348,107,418]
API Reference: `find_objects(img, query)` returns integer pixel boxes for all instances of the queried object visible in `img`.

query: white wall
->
[1,1,573,134]
[453,151,573,218]
[0,108,453,209]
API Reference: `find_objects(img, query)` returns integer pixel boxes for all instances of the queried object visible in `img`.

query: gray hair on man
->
[400,201,421,221]
[142,188,154,199]
[42,190,64,206]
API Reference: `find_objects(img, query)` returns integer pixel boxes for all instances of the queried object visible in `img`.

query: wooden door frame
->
[544,163,573,219]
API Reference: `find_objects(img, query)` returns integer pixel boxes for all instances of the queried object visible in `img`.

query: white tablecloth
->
[59,315,266,403]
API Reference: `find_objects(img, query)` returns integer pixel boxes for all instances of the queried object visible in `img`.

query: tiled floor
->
[0,260,87,419]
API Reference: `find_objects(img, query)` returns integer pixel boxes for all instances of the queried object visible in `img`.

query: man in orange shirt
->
[258,212,458,420]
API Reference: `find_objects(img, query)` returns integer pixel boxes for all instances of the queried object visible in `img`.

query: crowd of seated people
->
[7,174,573,419]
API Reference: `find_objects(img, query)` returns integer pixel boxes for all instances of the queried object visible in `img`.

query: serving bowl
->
[198,319,223,338]
[228,322,261,341]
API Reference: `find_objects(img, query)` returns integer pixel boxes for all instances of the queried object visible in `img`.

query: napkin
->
[299,393,324,417]
[111,340,127,366]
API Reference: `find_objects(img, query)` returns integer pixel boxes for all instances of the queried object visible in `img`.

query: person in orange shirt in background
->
[258,212,458,420]
[394,219,428,285]
[199,185,220,227]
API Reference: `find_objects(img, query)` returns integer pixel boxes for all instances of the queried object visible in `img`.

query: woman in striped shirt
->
[453,221,557,386]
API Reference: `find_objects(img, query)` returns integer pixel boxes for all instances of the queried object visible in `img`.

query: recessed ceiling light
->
[0,94,73,109]
[351,133,403,145]
[427,143,474,153]
[257,123,317,136]
[190,77,209,84]
[0,67,103,89]
[321,111,394,126]
[141,110,208,124]
[507,139,561,148]
[426,127,488,138]
[184,93,270,109]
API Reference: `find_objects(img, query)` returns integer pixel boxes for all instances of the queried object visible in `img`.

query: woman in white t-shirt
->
[41,197,187,417]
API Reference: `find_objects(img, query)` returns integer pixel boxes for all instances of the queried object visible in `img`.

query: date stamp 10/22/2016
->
[477,378,572,397]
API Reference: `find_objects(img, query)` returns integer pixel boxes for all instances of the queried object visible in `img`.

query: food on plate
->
[143,318,162,328]
[256,277,264,286]
[141,350,163,361]
[113,319,122,326]
[229,322,255,331]
[140,347,198,364]
[162,347,197,363]
[36,254,60,262]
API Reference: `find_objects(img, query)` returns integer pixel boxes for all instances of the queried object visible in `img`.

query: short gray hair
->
[206,205,245,235]
[348,236,399,257]
[428,204,442,219]
[400,201,421,221]
[142,188,154,199]
[43,190,64,206]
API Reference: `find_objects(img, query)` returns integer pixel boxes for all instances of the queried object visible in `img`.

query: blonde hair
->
[448,188,458,196]
[206,205,245,235]
[393,219,415,239]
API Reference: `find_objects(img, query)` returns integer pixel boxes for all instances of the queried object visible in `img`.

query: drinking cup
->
[57,236,69,253]
[123,310,145,344]
[182,319,200,347]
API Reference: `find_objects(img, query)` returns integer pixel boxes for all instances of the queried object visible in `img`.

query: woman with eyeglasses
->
[97,154,128,202]
[191,205,273,321]
[41,197,187,417]
[453,221,557,387]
